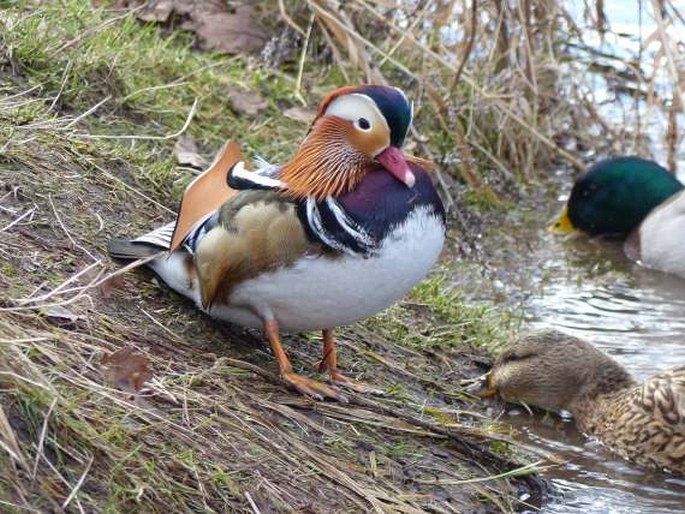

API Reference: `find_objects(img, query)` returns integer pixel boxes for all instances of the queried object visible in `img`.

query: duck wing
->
[193,189,320,309]
[639,365,685,433]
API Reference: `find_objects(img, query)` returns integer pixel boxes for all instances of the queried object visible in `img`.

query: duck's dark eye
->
[357,117,371,130]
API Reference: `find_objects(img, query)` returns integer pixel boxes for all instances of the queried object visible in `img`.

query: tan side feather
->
[639,366,685,431]
[194,191,319,308]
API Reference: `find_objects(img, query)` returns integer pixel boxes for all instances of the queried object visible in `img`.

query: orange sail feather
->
[169,139,243,252]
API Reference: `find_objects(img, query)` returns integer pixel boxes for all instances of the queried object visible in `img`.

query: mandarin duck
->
[109,85,446,401]
[551,156,685,279]
[476,330,685,474]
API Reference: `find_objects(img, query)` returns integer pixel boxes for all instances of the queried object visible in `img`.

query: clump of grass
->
[0,1,549,512]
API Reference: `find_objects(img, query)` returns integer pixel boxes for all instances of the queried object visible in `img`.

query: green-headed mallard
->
[477,330,685,474]
[552,157,685,278]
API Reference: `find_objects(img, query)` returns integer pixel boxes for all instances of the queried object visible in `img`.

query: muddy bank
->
[0,3,551,507]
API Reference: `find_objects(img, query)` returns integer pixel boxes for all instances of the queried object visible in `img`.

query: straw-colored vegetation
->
[1,0,682,512]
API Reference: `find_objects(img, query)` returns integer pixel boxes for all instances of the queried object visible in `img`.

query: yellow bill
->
[549,205,575,234]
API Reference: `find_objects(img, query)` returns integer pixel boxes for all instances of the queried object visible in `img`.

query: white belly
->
[206,206,444,331]
[638,191,685,279]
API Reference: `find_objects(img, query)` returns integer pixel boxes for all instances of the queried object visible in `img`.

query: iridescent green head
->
[552,157,683,237]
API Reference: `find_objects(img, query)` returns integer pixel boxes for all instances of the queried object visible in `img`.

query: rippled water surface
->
[452,175,685,513]
[443,1,685,509]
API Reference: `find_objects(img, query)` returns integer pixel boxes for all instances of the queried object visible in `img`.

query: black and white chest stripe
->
[298,197,379,256]
[226,161,380,257]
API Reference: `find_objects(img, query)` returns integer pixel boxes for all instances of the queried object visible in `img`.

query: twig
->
[415,460,544,485]
[15,260,102,306]
[0,84,43,104]
[49,6,143,56]
[140,308,184,341]
[62,454,94,509]
[0,404,29,469]
[80,97,198,141]
[278,0,306,36]
[122,82,189,102]
[245,492,262,514]
[63,95,111,130]
[0,500,41,513]
[87,160,175,214]
[452,0,478,89]
[294,14,315,106]
[1,207,36,233]
[48,60,74,112]
[48,194,98,261]
[31,397,58,481]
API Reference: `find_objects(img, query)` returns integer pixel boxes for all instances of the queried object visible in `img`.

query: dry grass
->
[1,0,683,512]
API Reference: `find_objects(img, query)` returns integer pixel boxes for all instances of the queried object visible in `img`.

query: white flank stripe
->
[232,161,285,189]
[324,197,375,247]
[306,198,353,255]
[133,222,175,249]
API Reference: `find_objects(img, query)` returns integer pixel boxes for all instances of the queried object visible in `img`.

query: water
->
[460,5,685,508]
[453,175,685,512]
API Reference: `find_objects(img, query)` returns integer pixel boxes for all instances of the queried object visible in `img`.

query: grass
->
[0,1,549,512]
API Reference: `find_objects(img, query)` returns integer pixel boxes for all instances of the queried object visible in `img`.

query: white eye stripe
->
[324,93,389,134]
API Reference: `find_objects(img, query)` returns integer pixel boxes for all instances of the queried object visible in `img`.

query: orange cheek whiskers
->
[278,125,369,200]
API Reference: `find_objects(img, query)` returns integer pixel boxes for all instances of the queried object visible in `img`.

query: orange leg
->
[263,319,347,402]
[318,329,383,395]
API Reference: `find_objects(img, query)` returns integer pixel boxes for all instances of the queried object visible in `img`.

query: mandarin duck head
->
[279,85,416,200]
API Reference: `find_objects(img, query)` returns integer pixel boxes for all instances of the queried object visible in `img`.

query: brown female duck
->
[478,330,685,474]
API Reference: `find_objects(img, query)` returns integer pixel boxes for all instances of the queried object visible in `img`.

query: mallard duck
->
[109,85,446,401]
[551,156,685,278]
[476,330,685,474]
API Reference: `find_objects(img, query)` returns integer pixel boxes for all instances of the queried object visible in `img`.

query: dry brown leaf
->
[109,1,267,55]
[174,135,209,169]
[97,274,125,298]
[137,0,174,22]
[192,5,267,55]
[42,305,82,325]
[283,106,316,124]
[101,347,152,394]
[227,89,268,115]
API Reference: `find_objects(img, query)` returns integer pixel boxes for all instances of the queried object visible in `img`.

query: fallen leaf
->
[227,89,268,116]
[108,2,267,55]
[192,5,267,55]
[97,273,125,298]
[101,347,152,394]
[174,135,209,169]
[137,0,174,22]
[283,106,316,124]
[42,305,82,325]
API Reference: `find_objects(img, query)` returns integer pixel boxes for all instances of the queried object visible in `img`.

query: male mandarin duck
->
[476,330,685,474]
[551,156,685,278]
[109,85,446,401]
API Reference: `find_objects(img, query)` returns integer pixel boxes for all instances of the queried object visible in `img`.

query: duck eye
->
[356,117,371,131]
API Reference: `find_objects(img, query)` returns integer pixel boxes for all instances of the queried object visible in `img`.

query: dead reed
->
[279,0,684,199]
